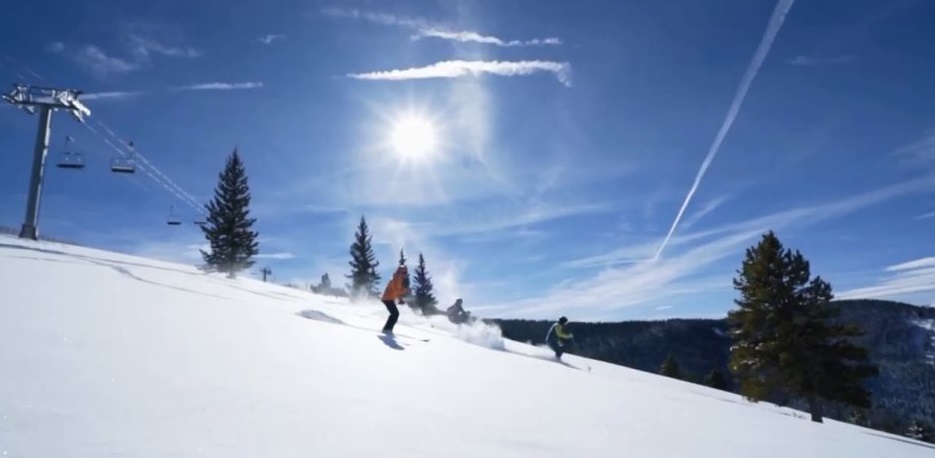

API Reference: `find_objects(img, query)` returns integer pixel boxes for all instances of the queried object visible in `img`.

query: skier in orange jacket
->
[381,264,410,333]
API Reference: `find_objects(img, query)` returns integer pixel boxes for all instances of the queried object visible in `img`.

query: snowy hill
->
[496,300,935,434]
[1,235,932,457]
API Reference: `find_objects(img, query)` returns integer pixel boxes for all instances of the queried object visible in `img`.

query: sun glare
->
[391,116,437,160]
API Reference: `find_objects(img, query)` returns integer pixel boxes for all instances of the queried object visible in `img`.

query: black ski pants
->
[382,299,399,332]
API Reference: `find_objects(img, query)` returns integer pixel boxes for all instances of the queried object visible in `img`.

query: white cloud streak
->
[81,90,147,100]
[54,21,202,77]
[680,195,729,230]
[412,29,561,47]
[653,0,796,260]
[347,60,572,87]
[74,45,141,76]
[837,257,935,304]
[258,34,286,44]
[174,82,265,91]
[128,34,203,59]
[439,203,610,238]
[321,7,560,47]
[891,132,935,167]
[481,177,935,320]
[787,55,856,66]
[79,82,264,102]
[255,252,297,260]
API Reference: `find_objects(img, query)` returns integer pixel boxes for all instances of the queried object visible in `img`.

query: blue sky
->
[1,0,934,321]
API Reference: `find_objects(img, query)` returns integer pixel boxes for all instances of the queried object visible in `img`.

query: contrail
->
[652,0,795,261]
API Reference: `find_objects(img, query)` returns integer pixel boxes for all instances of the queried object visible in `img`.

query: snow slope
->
[1,235,932,457]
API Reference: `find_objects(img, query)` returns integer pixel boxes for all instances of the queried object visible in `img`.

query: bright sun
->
[390,116,437,159]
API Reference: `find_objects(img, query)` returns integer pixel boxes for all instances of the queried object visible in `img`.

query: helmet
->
[558,316,568,324]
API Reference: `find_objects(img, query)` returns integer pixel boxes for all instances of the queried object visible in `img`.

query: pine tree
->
[907,419,932,442]
[704,368,728,390]
[398,248,411,293]
[411,252,439,315]
[199,148,259,278]
[660,353,682,379]
[346,216,380,299]
[848,409,869,427]
[728,230,878,423]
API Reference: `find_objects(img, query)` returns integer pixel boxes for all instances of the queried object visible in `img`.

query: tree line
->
[194,148,446,316]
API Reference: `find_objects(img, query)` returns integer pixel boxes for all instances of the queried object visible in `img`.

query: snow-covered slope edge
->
[0,235,931,457]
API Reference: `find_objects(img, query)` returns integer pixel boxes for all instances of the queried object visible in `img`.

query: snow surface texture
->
[1,235,932,457]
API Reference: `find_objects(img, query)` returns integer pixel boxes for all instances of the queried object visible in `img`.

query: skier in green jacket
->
[545,316,574,359]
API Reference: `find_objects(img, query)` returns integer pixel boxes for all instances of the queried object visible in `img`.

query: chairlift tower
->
[2,84,91,240]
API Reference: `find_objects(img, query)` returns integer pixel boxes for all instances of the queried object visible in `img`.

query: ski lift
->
[110,140,136,174]
[166,205,182,226]
[56,135,86,169]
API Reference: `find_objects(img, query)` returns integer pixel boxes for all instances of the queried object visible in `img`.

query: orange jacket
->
[382,269,409,301]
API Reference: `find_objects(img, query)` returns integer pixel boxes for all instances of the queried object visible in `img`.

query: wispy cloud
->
[653,0,795,260]
[480,178,935,320]
[123,20,203,59]
[412,29,561,47]
[81,90,147,100]
[787,55,857,66]
[321,7,428,29]
[258,34,286,45]
[680,195,729,230]
[439,203,610,238]
[321,7,561,47]
[52,21,202,77]
[74,45,141,76]
[128,35,203,59]
[891,132,935,168]
[255,252,296,260]
[837,257,935,304]
[79,82,264,102]
[347,60,572,87]
[46,42,65,53]
[174,82,265,91]
[917,210,935,220]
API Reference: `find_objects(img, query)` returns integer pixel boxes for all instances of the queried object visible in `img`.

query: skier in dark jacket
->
[446,298,471,324]
[545,316,574,359]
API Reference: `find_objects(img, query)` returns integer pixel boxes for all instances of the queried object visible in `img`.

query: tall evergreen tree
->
[411,252,439,315]
[346,216,380,299]
[660,353,682,379]
[728,230,878,423]
[398,248,411,292]
[199,148,259,278]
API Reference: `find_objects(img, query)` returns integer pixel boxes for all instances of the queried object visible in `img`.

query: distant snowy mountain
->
[1,234,933,457]
[496,299,935,438]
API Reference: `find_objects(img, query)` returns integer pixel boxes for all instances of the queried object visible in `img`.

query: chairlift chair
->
[166,206,182,226]
[57,152,86,169]
[110,156,136,174]
[56,135,86,169]
[110,140,137,173]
